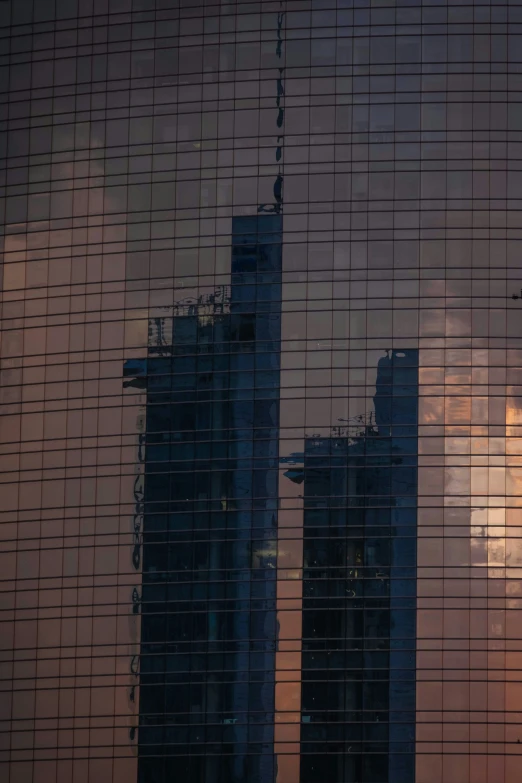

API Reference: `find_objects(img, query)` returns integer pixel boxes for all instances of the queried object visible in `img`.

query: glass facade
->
[1,2,522,783]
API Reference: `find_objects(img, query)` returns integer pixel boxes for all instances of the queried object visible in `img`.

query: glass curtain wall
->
[1,3,522,783]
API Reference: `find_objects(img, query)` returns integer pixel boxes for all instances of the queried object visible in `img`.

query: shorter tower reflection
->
[283,350,418,783]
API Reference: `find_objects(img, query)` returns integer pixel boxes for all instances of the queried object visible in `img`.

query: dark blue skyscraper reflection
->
[285,350,418,783]
[124,216,282,783]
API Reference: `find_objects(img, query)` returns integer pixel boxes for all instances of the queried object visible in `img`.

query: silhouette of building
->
[124,215,282,782]
[284,350,418,783]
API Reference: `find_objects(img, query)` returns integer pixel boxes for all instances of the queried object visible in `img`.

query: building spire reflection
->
[259,2,285,215]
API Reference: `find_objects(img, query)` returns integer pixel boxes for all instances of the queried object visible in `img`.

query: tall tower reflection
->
[283,350,418,783]
[124,216,282,782]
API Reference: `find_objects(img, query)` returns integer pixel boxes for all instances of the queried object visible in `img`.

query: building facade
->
[1,2,522,783]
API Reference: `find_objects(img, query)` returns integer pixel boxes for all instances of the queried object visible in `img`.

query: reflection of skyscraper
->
[124,216,282,782]
[285,350,418,783]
